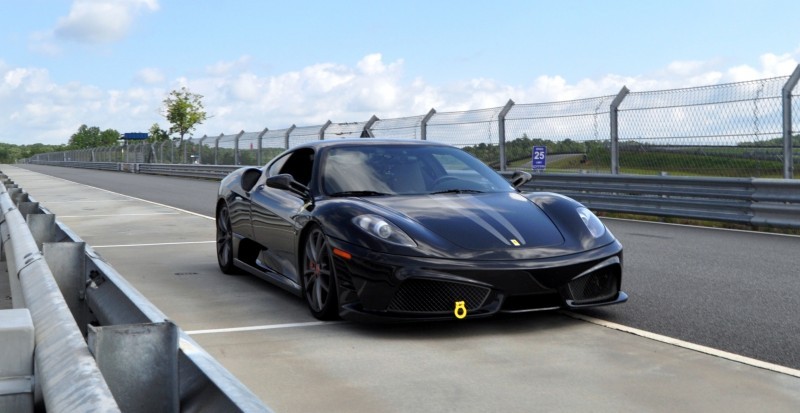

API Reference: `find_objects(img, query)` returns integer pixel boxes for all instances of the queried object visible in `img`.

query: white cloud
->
[206,56,253,76]
[3,50,800,147]
[28,31,62,57]
[725,52,799,82]
[54,0,159,44]
[136,68,166,85]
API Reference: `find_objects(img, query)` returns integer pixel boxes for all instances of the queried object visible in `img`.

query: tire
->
[216,205,238,274]
[302,226,339,320]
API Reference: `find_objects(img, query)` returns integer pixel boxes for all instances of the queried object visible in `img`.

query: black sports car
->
[216,139,627,321]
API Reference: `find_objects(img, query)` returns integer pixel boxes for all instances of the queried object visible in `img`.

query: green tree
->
[68,125,120,149]
[0,142,68,163]
[0,144,22,163]
[148,123,170,142]
[162,87,208,142]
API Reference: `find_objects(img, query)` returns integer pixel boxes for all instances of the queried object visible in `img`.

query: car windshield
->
[322,144,514,196]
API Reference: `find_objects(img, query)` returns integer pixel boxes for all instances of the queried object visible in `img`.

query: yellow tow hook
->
[454,301,467,319]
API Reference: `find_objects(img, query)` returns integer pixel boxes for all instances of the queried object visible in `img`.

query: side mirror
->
[510,170,532,189]
[241,168,263,192]
[266,174,311,199]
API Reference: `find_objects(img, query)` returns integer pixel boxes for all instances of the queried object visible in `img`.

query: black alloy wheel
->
[302,226,339,320]
[216,205,237,274]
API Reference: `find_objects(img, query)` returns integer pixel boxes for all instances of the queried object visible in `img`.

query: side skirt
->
[234,258,302,296]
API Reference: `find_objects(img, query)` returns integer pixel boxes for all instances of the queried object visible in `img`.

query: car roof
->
[291,138,452,151]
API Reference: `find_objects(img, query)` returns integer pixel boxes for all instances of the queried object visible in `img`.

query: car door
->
[228,169,263,241]
[249,148,315,283]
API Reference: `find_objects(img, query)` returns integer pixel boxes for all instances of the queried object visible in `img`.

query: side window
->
[267,153,291,177]
[278,148,315,186]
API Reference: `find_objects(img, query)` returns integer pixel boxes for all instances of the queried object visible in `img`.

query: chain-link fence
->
[618,78,788,177]
[503,96,615,173]
[24,65,800,178]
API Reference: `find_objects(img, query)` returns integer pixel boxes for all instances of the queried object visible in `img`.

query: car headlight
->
[353,215,417,247]
[577,207,605,238]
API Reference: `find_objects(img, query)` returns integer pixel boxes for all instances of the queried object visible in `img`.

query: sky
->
[1,0,800,146]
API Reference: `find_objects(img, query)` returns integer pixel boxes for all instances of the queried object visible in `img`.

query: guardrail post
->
[234,130,245,165]
[0,309,34,413]
[257,128,268,165]
[43,242,87,335]
[0,216,24,309]
[89,321,179,413]
[285,125,296,149]
[497,99,515,172]
[362,115,379,138]
[24,212,53,251]
[610,86,630,175]
[319,120,332,140]
[782,64,800,179]
[18,202,41,219]
[420,108,436,140]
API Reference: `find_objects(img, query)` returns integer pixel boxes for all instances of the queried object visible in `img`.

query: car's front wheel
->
[216,204,238,274]
[302,226,339,320]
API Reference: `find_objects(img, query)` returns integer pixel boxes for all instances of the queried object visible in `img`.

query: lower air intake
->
[387,278,490,314]
[565,268,619,304]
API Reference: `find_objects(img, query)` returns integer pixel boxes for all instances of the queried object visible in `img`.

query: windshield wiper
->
[329,190,391,197]
[431,189,485,195]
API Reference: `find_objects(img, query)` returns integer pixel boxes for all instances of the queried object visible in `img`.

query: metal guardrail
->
[514,173,800,229]
[27,161,121,171]
[0,172,272,412]
[137,163,239,179]
[1,180,120,412]
[24,161,800,229]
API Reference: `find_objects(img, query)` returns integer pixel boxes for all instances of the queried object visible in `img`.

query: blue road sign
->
[532,146,547,170]
[122,132,148,140]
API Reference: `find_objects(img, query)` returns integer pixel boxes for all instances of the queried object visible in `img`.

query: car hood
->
[363,192,565,251]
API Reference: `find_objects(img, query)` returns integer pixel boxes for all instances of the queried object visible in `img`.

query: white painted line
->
[59,212,181,218]
[13,170,214,221]
[93,240,216,249]
[185,321,345,335]
[603,217,800,239]
[33,199,135,204]
[563,311,800,378]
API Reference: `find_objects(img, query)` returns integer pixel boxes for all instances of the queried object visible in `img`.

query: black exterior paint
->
[216,139,627,321]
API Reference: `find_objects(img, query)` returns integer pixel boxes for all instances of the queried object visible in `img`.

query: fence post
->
[420,108,436,140]
[214,133,223,165]
[497,99,515,172]
[319,120,332,140]
[610,86,630,175]
[257,128,268,165]
[362,115,379,138]
[234,130,245,165]
[782,64,800,179]
[197,135,207,164]
[181,138,187,164]
[285,125,296,149]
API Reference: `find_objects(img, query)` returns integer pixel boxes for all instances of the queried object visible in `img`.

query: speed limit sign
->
[532,146,546,170]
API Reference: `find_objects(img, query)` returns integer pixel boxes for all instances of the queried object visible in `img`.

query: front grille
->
[564,269,618,304]
[387,278,491,314]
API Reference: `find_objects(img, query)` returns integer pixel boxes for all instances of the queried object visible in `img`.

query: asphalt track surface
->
[16,164,800,370]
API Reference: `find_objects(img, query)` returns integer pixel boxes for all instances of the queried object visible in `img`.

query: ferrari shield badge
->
[454,301,467,319]
[510,239,521,246]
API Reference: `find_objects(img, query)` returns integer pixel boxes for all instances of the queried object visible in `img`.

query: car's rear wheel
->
[216,205,238,274]
[302,226,339,320]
